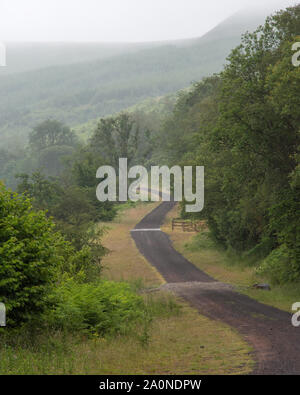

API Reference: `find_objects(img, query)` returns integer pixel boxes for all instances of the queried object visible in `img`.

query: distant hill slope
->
[73,93,178,141]
[0,42,164,76]
[0,8,270,149]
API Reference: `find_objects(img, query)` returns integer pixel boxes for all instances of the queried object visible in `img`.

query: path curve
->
[131,202,300,375]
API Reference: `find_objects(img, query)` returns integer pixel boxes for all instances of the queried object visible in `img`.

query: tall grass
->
[0,292,181,375]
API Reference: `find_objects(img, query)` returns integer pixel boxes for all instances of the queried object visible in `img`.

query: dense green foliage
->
[16,170,112,257]
[157,5,300,284]
[48,280,147,335]
[0,181,146,333]
[0,183,66,325]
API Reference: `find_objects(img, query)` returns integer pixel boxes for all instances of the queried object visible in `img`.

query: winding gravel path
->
[131,202,300,375]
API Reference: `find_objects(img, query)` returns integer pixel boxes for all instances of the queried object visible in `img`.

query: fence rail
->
[171,218,206,232]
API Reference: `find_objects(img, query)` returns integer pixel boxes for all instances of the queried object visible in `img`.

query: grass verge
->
[0,292,253,375]
[101,201,164,287]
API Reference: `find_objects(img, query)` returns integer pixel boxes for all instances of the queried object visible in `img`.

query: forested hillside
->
[0,9,267,150]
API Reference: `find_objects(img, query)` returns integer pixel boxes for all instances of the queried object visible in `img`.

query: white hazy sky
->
[0,0,298,42]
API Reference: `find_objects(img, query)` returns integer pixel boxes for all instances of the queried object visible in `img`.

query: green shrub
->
[257,244,300,285]
[0,182,105,326]
[0,183,66,325]
[184,231,216,252]
[47,280,147,335]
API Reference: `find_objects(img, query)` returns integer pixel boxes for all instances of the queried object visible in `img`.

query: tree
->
[29,120,77,151]
[28,120,78,177]
[89,113,139,168]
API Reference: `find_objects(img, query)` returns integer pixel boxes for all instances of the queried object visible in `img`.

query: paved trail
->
[131,202,300,375]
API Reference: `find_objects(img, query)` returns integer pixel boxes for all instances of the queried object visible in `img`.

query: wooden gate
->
[171,219,206,232]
